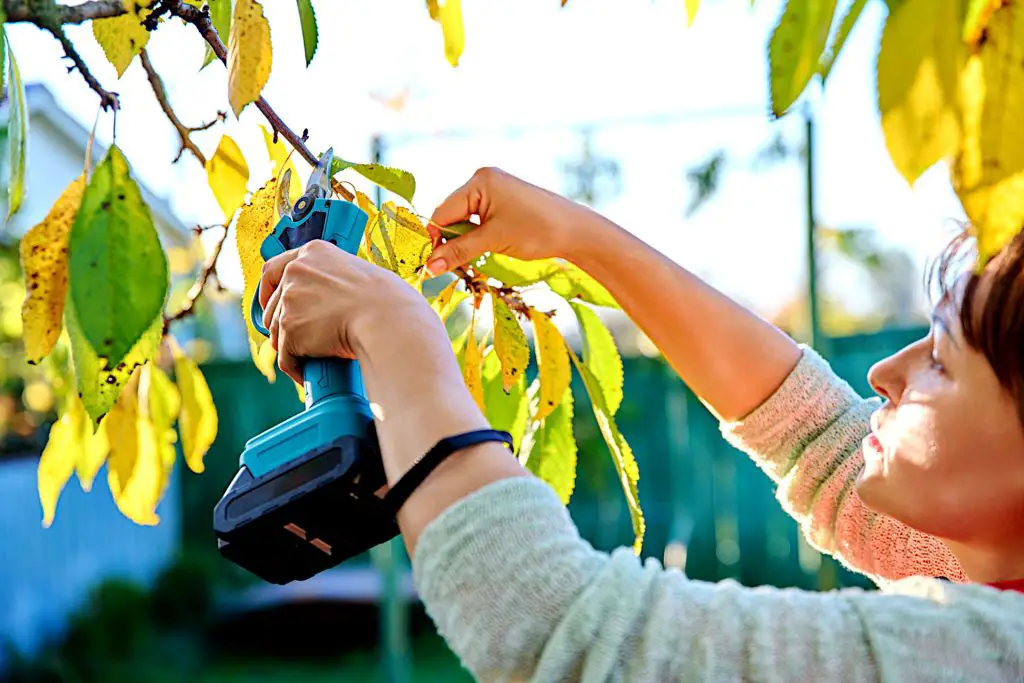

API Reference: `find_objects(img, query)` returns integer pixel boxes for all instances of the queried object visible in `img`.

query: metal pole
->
[369,133,412,683]
[805,110,821,352]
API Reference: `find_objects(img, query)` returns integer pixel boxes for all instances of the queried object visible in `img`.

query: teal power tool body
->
[213,148,400,584]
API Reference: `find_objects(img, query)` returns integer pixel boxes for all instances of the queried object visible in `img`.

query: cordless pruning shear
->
[213,148,400,585]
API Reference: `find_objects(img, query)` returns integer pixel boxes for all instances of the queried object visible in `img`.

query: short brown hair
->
[929,227,1024,422]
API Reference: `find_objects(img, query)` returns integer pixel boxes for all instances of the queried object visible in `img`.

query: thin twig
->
[163,226,230,332]
[43,24,120,110]
[6,0,126,24]
[140,49,225,164]
[167,0,356,201]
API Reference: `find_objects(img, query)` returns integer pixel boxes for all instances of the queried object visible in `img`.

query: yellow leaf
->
[461,307,485,412]
[953,3,1024,263]
[492,293,530,392]
[206,135,249,223]
[877,0,964,186]
[228,0,273,117]
[249,337,277,382]
[529,309,570,422]
[261,126,302,204]
[685,0,700,26]
[92,1,150,78]
[38,393,108,527]
[236,179,277,356]
[171,340,218,474]
[430,278,467,323]
[141,362,180,499]
[365,201,433,279]
[20,174,86,364]
[106,371,163,526]
[435,0,464,67]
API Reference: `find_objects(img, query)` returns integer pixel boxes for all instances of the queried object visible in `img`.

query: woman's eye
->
[930,349,945,371]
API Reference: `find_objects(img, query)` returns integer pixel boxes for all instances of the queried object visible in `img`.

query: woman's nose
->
[867,350,907,404]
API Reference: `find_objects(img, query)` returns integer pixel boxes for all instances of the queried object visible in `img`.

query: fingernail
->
[426,258,447,276]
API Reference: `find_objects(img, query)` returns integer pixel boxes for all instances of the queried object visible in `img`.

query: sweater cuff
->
[719,345,868,480]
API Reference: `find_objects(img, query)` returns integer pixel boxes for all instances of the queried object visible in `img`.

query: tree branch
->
[166,0,356,201]
[5,0,126,24]
[42,23,120,110]
[163,225,230,333]
[140,49,224,165]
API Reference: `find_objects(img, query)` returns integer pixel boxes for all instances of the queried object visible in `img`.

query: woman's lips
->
[862,432,884,464]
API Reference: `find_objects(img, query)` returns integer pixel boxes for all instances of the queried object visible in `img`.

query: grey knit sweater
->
[411,347,1024,682]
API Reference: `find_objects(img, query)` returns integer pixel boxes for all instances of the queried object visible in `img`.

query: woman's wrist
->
[561,212,628,270]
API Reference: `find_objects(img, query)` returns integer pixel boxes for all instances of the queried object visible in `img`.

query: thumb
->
[426,227,496,276]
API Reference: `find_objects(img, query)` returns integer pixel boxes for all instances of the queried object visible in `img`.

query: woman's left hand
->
[257,239,435,384]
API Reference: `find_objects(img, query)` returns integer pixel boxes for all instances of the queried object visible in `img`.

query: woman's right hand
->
[425,167,613,276]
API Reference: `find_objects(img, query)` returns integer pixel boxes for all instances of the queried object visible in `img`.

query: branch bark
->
[140,49,224,165]
[163,225,230,333]
[43,24,120,110]
[5,0,126,24]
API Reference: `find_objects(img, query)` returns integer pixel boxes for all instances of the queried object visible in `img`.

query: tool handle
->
[303,358,364,406]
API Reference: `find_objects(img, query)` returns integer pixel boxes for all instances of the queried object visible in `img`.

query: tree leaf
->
[520,384,576,504]
[491,293,530,392]
[685,0,700,26]
[141,362,180,499]
[20,174,86,364]
[204,0,232,68]
[331,158,417,204]
[574,358,644,554]
[430,278,468,323]
[768,0,839,117]
[365,201,433,279]
[477,254,620,308]
[460,308,485,412]
[571,302,623,415]
[228,0,273,118]
[6,33,27,219]
[68,146,169,369]
[482,347,529,451]
[206,134,249,223]
[66,297,162,426]
[172,339,218,474]
[106,372,163,526]
[38,393,109,527]
[818,0,867,80]
[954,2,1024,262]
[529,308,570,422]
[92,1,149,78]
[877,0,964,185]
[296,0,318,66]
[436,0,464,67]
[235,179,279,378]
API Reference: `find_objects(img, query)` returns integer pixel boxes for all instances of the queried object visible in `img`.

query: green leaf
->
[330,157,416,204]
[67,300,162,426]
[571,302,623,415]
[476,254,620,309]
[877,0,964,185]
[491,293,530,392]
[482,348,529,452]
[520,383,576,504]
[68,146,169,369]
[296,0,318,66]
[6,32,27,220]
[768,0,839,117]
[818,0,867,80]
[204,0,232,68]
[0,7,7,95]
[575,358,644,554]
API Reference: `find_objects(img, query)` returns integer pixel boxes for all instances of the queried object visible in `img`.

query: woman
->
[258,167,1024,681]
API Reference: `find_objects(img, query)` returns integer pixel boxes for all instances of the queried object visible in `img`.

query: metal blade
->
[304,147,334,201]
[277,168,294,218]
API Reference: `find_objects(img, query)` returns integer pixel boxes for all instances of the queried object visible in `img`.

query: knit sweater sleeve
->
[411,477,1024,683]
[718,345,966,584]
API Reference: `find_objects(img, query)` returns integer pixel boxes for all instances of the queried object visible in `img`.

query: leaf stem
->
[40,22,120,111]
[140,49,225,165]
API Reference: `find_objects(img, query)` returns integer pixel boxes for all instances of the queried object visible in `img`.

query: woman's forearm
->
[570,219,802,422]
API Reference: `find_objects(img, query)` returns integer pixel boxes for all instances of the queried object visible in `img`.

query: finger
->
[259,249,301,309]
[276,328,303,385]
[429,171,489,235]
[425,226,499,276]
[262,283,284,334]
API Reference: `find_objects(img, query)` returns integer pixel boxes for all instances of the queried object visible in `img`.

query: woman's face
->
[859,276,1024,546]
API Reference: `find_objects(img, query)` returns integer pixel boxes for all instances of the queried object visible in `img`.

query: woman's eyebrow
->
[931,311,961,348]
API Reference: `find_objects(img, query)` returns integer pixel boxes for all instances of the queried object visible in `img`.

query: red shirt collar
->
[987,579,1024,593]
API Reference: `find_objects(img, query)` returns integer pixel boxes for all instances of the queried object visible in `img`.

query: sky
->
[8,0,970,324]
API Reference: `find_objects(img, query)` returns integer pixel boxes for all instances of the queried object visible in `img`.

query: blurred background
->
[0,0,968,680]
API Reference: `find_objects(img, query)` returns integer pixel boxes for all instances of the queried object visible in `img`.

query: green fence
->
[182,325,928,592]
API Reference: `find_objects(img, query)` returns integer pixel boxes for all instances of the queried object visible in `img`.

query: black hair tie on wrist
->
[383,429,514,514]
